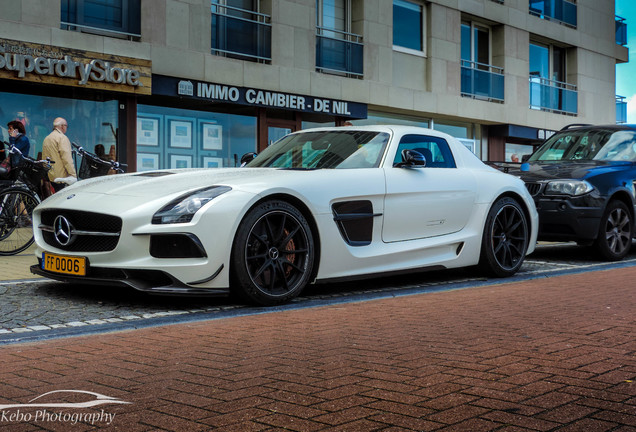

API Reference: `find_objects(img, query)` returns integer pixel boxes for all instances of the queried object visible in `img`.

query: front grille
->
[525,182,543,196]
[40,209,122,252]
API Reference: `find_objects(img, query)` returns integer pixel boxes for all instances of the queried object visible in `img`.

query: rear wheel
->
[594,200,632,261]
[0,188,39,256]
[231,200,315,305]
[479,197,529,277]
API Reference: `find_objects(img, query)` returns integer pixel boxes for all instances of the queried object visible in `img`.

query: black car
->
[512,124,636,261]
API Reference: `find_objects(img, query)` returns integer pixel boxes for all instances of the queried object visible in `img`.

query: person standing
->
[7,120,31,167]
[42,117,77,192]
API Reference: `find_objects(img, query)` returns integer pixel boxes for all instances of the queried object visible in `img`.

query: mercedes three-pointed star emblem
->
[53,215,74,246]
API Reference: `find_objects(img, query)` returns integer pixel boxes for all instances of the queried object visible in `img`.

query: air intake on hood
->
[134,172,175,177]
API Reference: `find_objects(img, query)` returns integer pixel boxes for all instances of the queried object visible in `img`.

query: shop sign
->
[154,75,367,119]
[0,38,151,95]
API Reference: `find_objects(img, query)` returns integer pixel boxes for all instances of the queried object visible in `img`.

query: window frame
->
[60,0,141,40]
[461,21,492,67]
[392,0,427,57]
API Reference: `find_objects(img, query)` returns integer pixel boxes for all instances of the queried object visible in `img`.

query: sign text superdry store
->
[153,75,367,119]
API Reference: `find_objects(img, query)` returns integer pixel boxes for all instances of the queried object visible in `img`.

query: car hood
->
[510,160,633,182]
[52,168,308,198]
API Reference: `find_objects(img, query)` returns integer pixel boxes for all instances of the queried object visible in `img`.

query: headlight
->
[152,186,231,224]
[544,180,593,196]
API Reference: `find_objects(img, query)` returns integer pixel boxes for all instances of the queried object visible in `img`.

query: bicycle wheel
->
[0,188,40,255]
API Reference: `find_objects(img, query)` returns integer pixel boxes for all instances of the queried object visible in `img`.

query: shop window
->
[61,0,141,40]
[211,0,271,62]
[0,91,119,168]
[136,105,257,171]
[505,143,534,162]
[393,0,425,55]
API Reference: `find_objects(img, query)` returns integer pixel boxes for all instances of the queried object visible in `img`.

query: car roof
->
[558,123,636,132]
[296,125,457,140]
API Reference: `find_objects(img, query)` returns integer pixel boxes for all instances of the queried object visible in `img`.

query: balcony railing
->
[529,0,577,28]
[211,3,271,62]
[617,95,627,124]
[316,27,363,78]
[616,16,627,46]
[60,21,141,39]
[529,75,577,115]
[461,60,504,103]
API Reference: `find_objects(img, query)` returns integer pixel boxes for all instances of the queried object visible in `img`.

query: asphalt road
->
[1,242,635,344]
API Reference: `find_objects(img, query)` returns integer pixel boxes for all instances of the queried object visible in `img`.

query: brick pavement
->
[0,267,635,431]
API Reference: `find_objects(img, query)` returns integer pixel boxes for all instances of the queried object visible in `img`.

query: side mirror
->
[397,149,426,168]
[521,154,531,162]
[240,152,258,166]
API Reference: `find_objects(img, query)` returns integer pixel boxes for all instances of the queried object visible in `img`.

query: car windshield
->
[529,129,636,162]
[246,130,390,169]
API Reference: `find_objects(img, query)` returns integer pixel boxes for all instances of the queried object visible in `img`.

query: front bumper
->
[533,196,604,242]
[30,260,230,296]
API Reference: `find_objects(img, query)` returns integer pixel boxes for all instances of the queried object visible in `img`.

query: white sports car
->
[31,126,538,305]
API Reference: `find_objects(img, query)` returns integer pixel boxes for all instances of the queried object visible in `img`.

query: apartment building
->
[0,0,627,170]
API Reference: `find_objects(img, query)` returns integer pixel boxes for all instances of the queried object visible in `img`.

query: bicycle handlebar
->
[2,140,54,165]
[71,142,127,173]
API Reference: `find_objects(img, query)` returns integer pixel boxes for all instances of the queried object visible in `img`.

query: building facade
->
[0,0,627,171]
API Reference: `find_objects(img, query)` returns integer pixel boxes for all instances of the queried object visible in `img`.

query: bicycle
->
[71,142,126,180]
[0,143,53,255]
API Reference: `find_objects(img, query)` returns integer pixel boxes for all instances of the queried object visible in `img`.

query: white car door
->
[382,134,477,243]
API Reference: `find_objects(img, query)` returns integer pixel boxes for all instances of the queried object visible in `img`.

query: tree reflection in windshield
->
[530,129,636,162]
[246,130,390,169]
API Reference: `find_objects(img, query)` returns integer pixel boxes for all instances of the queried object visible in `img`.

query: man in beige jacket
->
[42,117,77,192]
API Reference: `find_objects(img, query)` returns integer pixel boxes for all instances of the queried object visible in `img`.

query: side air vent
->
[332,200,381,246]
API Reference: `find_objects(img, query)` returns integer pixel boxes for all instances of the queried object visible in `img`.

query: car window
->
[248,131,390,169]
[393,135,456,168]
[530,129,636,162]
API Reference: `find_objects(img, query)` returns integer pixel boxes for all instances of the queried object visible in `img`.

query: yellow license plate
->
[42,253,87,276]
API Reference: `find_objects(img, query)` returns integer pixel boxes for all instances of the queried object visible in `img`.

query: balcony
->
[461,60,504,103]
[529,75,577,115]
[316,27,363,78]
[617,95,627,124]
[616,16,627,46]
[529,0,577,28]
[211,3,271,62]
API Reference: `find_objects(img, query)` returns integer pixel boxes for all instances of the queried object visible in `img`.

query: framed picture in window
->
[458,138,476,154]
[137,153,159,171]
[171,154,192,169]
[169,119,193,148]
[203,156,224,168]
[202,123,223,150]
[137,116,159,146]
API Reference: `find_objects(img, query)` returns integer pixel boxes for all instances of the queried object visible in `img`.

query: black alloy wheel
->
[231,200,315,305]
[595,200,632,261]
[479,196,529,277]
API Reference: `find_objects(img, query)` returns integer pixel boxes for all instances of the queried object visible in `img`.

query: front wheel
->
[479,197,529,277]
[0,188,40,256]
[594,200,632,261]
[231,200,315,306]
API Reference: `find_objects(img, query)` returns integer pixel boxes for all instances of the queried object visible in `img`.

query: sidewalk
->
[0,244,40,282]
[0,266,635,430]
